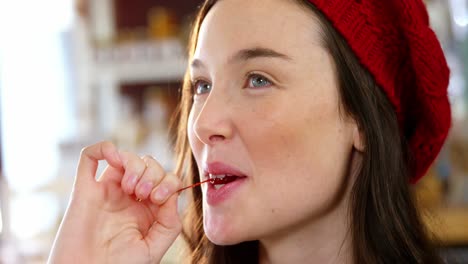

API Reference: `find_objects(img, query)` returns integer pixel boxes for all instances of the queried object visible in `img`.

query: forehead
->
[193,0,323,62]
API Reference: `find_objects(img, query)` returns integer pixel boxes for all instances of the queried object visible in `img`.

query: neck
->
[258,151,361,264]
[258,205,353,264]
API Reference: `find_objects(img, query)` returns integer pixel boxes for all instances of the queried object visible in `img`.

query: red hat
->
[308,0,451,182]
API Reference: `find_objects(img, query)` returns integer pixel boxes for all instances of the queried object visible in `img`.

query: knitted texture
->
[308,0,451,182]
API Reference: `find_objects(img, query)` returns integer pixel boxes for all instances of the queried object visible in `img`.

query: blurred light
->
[0,0,74,192]
[454,17,468,27]
[0,0,74,36]
[0,38,64,192]
[10,193,60,240]
[450,0,468,28]
[0,208,3,234]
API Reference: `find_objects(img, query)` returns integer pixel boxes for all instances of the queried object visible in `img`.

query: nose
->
[192,89,234,145]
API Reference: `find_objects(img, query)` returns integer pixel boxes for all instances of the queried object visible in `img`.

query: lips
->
[204,162,248,205]
[205,162,247,185]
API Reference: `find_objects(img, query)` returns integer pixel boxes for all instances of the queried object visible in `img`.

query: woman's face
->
[187,0,360,245]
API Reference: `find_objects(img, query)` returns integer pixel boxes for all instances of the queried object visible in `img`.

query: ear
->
[352,124,365,152]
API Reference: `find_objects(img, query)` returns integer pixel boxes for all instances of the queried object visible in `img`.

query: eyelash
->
[191,73,274,96]
[191,78,211,96]
[245,73,273,89]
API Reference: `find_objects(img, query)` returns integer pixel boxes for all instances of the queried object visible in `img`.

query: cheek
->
[245,96,352,200]
[243,98,337,173]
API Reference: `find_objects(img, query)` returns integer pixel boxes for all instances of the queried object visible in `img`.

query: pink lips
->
[204,162,247,179]
[204,162,248,205]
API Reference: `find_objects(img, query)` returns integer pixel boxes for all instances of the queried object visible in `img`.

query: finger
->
[145,194,182,261]
[134,156,165,201]
[150,173,182,206]
[119,151,147,195]
[76,141,122,189]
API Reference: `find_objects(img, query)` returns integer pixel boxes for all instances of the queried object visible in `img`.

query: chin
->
[204,222,248,246]
[204,229,244,246]
[207,236,241,246]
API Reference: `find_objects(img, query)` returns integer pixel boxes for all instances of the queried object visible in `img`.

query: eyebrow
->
[190,47,292,69]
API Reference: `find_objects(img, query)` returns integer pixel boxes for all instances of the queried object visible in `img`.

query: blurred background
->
[0,0,467,263]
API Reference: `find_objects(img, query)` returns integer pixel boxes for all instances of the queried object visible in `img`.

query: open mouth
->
[209,174,246,190]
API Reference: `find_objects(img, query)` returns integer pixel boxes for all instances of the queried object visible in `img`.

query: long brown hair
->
[173,0,443,263]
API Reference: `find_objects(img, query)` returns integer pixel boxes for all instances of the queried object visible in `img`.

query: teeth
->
[209,174,230,179]
[214,184,225,190]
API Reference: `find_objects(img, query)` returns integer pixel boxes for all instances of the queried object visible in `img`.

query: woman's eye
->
[192,80,212,95]
[247,74,272,88]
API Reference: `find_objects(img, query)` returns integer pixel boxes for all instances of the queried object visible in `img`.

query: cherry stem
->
[177,178,212,193]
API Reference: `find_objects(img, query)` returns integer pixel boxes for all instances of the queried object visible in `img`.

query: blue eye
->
[193,80,212,95]
[248,74,272,88]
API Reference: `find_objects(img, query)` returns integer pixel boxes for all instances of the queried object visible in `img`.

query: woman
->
[48,0,451,263]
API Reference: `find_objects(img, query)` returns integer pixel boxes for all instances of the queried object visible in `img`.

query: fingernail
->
[127,174,137,187]
[154,185,169,203]
[139,182,153,197]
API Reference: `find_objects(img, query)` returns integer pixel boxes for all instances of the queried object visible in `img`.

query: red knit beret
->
[308,0,451,182]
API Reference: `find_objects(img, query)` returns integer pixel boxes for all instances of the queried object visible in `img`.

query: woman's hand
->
[48,141,182,264]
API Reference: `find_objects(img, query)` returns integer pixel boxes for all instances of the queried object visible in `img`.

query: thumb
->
[145,194,182,261]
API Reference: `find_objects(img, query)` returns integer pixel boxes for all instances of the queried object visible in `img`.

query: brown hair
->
[173,0,443,263]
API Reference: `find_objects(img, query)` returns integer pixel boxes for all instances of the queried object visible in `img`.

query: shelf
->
[95,58,186,83]
[94,39,187,83]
